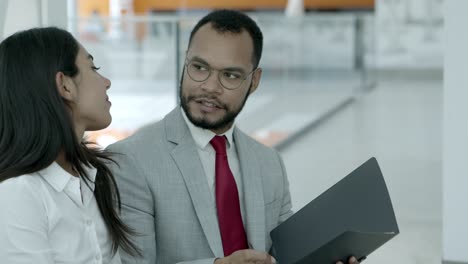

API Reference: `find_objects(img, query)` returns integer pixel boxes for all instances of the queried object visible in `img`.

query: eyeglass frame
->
[184,58,258,90]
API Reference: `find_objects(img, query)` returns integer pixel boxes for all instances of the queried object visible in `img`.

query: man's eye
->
[223,72,241,79]
[92,66,101,71]
[192,64,208,71]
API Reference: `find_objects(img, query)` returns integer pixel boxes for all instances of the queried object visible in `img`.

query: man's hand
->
[336,256,361,264]
[214,249,276,264]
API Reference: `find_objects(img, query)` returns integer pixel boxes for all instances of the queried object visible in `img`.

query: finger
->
[336,261,344,264]
[243,250,270,263]
[263,255,276,264]
[271,256,277,264]
[349,256,358,264]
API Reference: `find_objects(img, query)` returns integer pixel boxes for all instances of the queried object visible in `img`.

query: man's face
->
[180,23,262,134]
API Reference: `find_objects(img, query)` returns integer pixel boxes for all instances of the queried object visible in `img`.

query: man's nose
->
[201,70,223,92]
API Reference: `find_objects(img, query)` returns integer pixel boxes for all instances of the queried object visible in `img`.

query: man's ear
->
[248,67,262,95]
[55,72,75,101]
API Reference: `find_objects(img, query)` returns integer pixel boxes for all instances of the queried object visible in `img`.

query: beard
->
[179,74,251,132]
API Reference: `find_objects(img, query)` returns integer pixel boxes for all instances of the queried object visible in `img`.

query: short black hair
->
[188,9,263,68]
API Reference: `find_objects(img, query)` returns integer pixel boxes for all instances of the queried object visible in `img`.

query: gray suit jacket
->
[107,108,293,264]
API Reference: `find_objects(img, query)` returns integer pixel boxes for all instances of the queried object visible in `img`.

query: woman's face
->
[68,44,112,135]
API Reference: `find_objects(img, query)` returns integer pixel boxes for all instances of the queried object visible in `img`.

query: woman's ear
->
[55,72,75,101]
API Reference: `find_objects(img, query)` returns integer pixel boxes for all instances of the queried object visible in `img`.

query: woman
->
[0,27,139,263]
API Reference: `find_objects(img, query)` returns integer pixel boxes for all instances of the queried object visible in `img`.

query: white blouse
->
[0,162,121,264]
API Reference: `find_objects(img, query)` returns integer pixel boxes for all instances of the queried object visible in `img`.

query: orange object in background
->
[86,129,134,149]
[304,0,374,9]
[133,0,373,13]
[78,0,109,17]
[251,131,290,147]
[133,0,286,13]
[77,0,374,17]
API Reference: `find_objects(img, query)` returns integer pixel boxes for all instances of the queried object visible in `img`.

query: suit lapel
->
[234,128,266,251]
[166,109,224,257]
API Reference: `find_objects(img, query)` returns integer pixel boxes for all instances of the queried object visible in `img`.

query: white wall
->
[375,0,443,69]
[2,0,41,38]
[1,0,67,40]
[41,0,68,28]
[442,0,468,263]
[0,0,7,39]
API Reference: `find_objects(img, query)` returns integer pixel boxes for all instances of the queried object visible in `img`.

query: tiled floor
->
[280,73,443,264]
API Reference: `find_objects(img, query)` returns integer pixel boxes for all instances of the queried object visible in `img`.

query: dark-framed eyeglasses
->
[185,60,256,90]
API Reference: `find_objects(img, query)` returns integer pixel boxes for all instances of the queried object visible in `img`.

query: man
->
[108,10,358,264]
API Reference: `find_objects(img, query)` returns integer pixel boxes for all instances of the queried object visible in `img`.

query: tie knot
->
[210,135,227,155]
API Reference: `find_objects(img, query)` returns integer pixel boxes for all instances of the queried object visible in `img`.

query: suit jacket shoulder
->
[108,119,165,153]
[107,108,190,154]
[233,128,284,167]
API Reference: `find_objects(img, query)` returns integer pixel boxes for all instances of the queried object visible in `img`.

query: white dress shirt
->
[0,162,121,264]
[181,108,246,222]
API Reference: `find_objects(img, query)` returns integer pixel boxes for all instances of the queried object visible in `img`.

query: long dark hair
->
[0,27,140,256]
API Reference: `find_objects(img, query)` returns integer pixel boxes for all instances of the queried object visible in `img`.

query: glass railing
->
[69,12,375,148]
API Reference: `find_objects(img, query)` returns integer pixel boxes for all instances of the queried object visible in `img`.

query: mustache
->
[187,95,227,109]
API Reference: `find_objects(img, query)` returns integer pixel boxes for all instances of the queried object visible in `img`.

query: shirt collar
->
[39,162,97,192]
[181,107,235,150]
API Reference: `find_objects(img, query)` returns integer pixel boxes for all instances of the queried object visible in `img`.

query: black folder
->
[270,157,399,264]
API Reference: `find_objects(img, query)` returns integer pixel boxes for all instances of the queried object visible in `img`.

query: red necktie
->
[210,135,248,256]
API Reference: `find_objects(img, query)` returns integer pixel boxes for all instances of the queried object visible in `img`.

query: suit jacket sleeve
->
[277,151,294,225]
[108,145,156,264]
[176,258,218,264]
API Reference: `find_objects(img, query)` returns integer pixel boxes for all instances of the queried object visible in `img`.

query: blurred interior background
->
[1,0,457,263]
